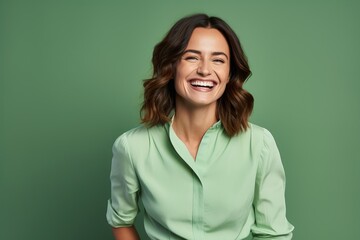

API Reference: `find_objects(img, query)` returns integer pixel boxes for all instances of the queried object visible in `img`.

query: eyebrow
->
[183,49,229,60]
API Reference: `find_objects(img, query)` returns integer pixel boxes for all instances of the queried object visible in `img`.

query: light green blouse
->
[106,122,294,239]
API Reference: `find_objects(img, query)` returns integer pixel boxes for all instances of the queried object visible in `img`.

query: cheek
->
[214,65,230,82]
[174,64,194,86]
[174,64,185,81]
[174,70,186,94]
[220,71,230,84]
[174,72,183,89]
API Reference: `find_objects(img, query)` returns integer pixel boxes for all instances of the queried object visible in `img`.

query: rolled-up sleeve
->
[251,129,294,239]
[106,134,140,227]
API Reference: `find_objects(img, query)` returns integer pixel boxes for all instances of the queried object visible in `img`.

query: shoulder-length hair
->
[141,13,253,136]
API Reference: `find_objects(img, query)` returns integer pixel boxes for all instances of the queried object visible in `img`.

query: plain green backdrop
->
[1,0,359,239]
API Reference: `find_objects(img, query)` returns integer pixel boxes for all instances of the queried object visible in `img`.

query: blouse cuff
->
[253,232,293,239]
[106,199,136,227]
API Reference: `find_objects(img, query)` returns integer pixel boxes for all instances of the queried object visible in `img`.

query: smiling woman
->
[106,13,294,240]
[175,28,230,111]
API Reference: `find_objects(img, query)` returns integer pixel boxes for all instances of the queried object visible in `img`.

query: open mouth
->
[189,80,216,89]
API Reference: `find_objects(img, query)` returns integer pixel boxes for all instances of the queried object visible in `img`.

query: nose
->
[197,60,212,76]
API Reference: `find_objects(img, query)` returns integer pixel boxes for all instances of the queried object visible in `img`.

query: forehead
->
[185,27,230,54]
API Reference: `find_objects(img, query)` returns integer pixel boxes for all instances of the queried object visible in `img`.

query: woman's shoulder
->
[248,122,273,137]
[114,124,167,148]
[245,122,277,152]
[119,124,149,138]
[112,124,168,165]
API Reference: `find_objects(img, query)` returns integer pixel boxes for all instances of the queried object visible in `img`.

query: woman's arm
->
[112,226,140,240]
[251,129,294,239]
[107,135,141,238]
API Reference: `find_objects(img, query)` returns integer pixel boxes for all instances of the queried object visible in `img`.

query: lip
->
[187,78,218,92]
[188,78,218,85]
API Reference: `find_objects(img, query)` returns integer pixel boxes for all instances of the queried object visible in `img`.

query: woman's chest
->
[135,141,258,229]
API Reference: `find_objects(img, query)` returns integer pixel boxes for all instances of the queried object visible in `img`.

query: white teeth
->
[190,80,214,88]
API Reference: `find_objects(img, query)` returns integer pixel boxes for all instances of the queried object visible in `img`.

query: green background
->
[1,0,359,239]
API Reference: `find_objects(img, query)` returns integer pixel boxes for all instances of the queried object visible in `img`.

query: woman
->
[106,13,294,240]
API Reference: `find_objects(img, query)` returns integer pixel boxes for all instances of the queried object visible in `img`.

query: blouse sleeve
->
[106,134,140,227]
[251,129,294,239]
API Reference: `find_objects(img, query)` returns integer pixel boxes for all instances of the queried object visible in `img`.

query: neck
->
[172,101,218,159]
[173,111,217,138]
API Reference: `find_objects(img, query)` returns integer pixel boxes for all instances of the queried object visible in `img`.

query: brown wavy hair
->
[141,13,253,136]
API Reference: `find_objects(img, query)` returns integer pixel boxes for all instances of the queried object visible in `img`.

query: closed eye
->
[184,56,199,62]
[213,58,225,64]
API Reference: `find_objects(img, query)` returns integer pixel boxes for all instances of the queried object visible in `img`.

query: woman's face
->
[174,27,230,109]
